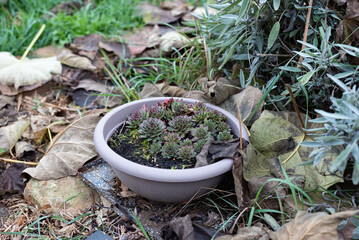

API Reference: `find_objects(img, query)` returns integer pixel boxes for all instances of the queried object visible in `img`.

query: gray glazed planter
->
[94,97,249,202]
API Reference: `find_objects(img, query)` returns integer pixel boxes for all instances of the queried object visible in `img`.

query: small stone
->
[24,175,100,215]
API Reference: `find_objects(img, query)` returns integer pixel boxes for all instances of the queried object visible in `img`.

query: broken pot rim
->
[94,97,249,183]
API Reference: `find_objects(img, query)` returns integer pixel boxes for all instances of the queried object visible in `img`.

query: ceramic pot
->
[94,97,249,202]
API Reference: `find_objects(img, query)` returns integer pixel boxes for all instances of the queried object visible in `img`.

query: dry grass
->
[0,194,147,239]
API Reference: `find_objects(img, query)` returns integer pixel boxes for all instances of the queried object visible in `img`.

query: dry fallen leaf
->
[156,80,187,97]
[0,52,62,89]
[0,163,26,195]
[243,111,341,190]
[215,226,268,240]
[22,114,102,180]
[57,50,97,71]
[160,31,189,52]
[98,41,130,58]
[0,120,30,156]
[141,2,180,24]
[269,210,359,240]
[220,86,263,126]
[199,77,241,105]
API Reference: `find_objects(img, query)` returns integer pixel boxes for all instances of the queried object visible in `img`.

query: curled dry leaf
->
[160,31,189,52]
[0,163,26,195]
[220,86,263,126]
[57,50,97,71]
[198,77,241,105]
[0,120,30,156]
[156,80,187,97]
[23,114,102,180]
[170,215,196,240]
[0,95,15,110]
[269,210,359,240]
[0,52,62,89]
[243,111,341,190]
[15,141,36,161]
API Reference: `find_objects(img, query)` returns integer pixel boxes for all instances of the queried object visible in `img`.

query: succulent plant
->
[192,109,208,123]
[163,132,181,143]
[192,126,210,140]
[171,100,185,115]
[203,119,217,133]
[218,131,233,142]
[138,117,166,142]
[162,142,179,159]
[178,145,196,161]
[150,141,162,154]
[164,109,174,120]
[207,110,226,123]
[194,139,207,153]
[181,139,193,146]
[127,105,149,129]
[217,121,230,132]
[149,105,166,119]
[192,102,206,111]
[167,115,194,137]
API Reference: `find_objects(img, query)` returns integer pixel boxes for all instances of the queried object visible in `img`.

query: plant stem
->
[298,0,313,65]
[20,24,46,62]
[285,84,305,131]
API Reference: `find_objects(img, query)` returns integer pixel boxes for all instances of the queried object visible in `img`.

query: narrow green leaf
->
[236,0,250,24]
[299,71,315,86]
[327,74,349,91]
[273,0,281,10]
[279,66,302,72]
[267,22,280,49]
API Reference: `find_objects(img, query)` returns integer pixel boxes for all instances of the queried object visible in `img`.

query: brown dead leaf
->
[170,215,196,240]
[0,96,15,110]
[0,79,53,96]
[141,2,180,24]
[15,141,36,161]
[182,90,208,102]
[31,46,69,58]
[58,50,97,71]
[198,77,241,105]
[215,226,268,240]
[220,86,263,126]
[124,26,154,55]
[232,153,250,208]
[0,120,30,155]
[156,80,187,97]
[70,34,102,53]
[269,210,359,240]
[0,163,26,194]
[73,79,114,93]
[140,83,165,99]
[22,114,102,180]
[98,41,130,58]
[336,0,359,48]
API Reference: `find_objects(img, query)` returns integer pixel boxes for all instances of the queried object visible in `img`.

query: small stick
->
[20,24,46,62]
[285,84,305,131]
[237,110,243,150]
[229,207,248,234]
[0,157,38,166]
[297,0,313,66]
